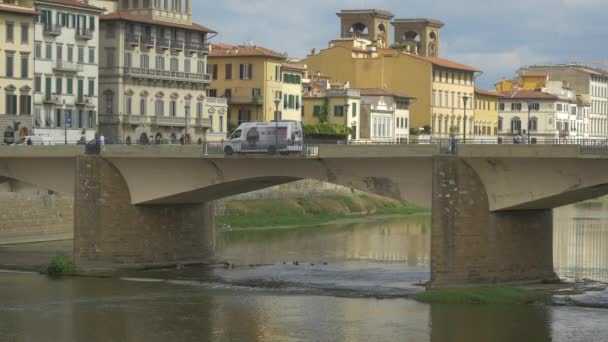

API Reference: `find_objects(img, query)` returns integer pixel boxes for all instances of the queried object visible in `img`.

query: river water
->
[1,203,608,341]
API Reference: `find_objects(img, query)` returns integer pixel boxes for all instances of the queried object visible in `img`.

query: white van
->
[15,135,54,146]
[224,121,303,155]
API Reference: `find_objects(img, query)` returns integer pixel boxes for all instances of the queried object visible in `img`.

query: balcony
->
[98,115,120,124]
[157,37,170,49]
[195,117,211,128]
[76,28,94,40]
[151,116,190,127]
[53,60,83,73]
[43,24,62,36]
[76,95,95,107]
[170,40,184,51]
[141,35,155,48]
[122,114,148,125]
[122,67,212,84]
[228,95,264,105]
[207,97,228,106]
[185,41,210,53]
[43,94,62,105]
[125,33,140,46]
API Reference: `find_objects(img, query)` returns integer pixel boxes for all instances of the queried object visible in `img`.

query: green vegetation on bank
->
[415,288,549,305]
[47,255,77,276]
[218,194,429,229]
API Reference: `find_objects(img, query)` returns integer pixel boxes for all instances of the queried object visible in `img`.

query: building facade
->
[33,0,103,143]
[0,0,36,143]
[303,9,478,139]
[522,65,608,139]
[208,44,305,129]
[93,0,226,144]
[302,83,361,140]
[358,88,411,142]
[473,89,501,138]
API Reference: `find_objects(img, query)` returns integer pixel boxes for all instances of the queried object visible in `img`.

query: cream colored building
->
[92,0,226,144]
[0,0,36,142]
[207,43,305,128]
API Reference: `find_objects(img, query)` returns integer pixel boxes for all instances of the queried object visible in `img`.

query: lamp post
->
[274,98,280,153]
[462,95,470,144]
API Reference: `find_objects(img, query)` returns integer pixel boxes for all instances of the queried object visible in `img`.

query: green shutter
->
[89,16,95,31]
[67,79,73,95]
[88,80,94,96]
[35,76,41,92]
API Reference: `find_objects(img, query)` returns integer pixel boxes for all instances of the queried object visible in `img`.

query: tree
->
[319,97,329,123]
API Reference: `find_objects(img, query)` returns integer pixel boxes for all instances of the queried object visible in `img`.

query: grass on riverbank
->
[218,194,429,229]
[415,287,549,305]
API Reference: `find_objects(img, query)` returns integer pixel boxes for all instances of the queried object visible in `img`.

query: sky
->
[193,0,608,89]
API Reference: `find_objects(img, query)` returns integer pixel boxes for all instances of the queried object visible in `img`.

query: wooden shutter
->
[239,64,244,80]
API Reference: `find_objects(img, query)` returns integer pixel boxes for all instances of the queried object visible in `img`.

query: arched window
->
[529,117,538,132]
[155,93,164,116]
[511,116,522,133]
[139,132,148,144]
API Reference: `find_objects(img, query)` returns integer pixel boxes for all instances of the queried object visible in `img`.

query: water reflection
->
[554,201,608,283]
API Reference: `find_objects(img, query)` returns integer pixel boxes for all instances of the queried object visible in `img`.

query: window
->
[78,47,85,64]
[88,79,95,96]
[511,103,522,111]
[511,117,521,133]
[105,48,114,66]
[5,93,17,115]
[6,22,14,42]
[67,46,73,62]
[529,117,538,132]
[530,103,540,111]
[207,64,218,80]
[156,55,165,70]
[334,105,344,117]
[225,64,232,80]
[56,77,63,94]
[170,98,177,116]
[140,96,147,115]
[313,105,321,117]
[35,76,42,92]
[239,64,253,80]
[126,96,132,115]
[275,65,281,81]
[88,111,95,129]
[67,78,73,95]
[499,103,505,111]
[88,47,95,64]
[105,94,113,114]
[20,55,28,79]
[556,103,563,112]
[170,58,178,72]
[35,42,41,59]
[197,60,205,74]
[141,54,149,69]
[352,102,357,117]
[207,89,217,97]
[197,101,203,118]
[219,115,224,132]
[184,59,191,73]
[21,23,28,44]
[155,97,164,116]
[124,52,132,68]
[6,54,14,78]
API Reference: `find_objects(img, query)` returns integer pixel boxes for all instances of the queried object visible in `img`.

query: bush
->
[47,255,76,276]
[303,123,352,139]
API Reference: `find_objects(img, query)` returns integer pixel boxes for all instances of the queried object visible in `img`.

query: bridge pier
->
[73,156,215,269]
[430,157,558,288]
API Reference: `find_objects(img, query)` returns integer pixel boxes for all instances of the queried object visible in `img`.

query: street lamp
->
[462,95,470,144]
[274,98,281,153]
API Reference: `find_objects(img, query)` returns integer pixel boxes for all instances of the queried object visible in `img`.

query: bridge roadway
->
[1,144,607,288]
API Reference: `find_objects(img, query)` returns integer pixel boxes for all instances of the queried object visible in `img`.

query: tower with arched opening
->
[392,19,444,57]
[337,9,394,48]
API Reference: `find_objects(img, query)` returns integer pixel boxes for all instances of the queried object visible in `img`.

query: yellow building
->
[0,0,36,141]
[304,45,478,138]
[208,44,305,127]
[302,87,361,139]
[473,89,502,137]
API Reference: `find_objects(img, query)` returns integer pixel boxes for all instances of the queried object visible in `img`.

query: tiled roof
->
[37,0,104,11]
[414,55,480,72]
[520,72,547,77]
[505,89,558,100]
[356,88,415,99]
[281,63,306,72]
[0,4,37,15]
[475,88,503,97]
[101,12,216,33]
[209,43,286,59]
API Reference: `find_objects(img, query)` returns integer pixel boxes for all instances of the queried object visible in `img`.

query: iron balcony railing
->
[157,37,170,49]
[76,95,95,107]
[43,24,62,36]
[141,35,155,46]
[122,67,212,84]
[125,33,140,45]
[184,41,210,53]
[42,93,61,105]
[170,39,184,50]
[53,60,83,73]
[76,28,94,40]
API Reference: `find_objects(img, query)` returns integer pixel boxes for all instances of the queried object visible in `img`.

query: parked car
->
[14,136,54,146]
[224,121,303,155]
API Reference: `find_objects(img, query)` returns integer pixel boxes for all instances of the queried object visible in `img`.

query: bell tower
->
[392,19,444,57]
[337,9,395,48]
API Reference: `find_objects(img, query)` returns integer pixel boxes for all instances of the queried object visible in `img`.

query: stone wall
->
[430,156,557,287]
[0,184,73,245]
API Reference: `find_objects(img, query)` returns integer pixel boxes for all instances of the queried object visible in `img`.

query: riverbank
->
[217,194,430,229]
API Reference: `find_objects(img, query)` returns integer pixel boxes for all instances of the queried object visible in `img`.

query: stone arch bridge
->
[1,144,607,288]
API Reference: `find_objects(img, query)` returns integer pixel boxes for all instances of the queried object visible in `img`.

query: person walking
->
[99,134,105,145]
